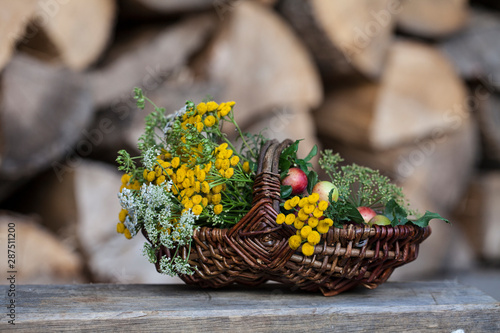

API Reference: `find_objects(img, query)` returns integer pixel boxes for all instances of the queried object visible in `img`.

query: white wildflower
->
[142,147,158,170]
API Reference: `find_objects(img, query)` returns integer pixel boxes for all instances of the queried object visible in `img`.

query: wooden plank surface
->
[1,281,499,332]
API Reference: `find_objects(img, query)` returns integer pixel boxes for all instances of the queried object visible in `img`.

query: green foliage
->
[279,140,317,178]
[325,199,365,228]
[116,150,143,181]
[385,199,450,227]
[133,87,170,154]
[319,150,411,213]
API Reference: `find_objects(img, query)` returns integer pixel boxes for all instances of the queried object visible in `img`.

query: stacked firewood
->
[0,0,498,284]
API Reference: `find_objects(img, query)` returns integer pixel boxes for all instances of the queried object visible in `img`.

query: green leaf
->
[296,159,309,173]
[280,185,293,199]
[281,140,300,159]
[306,170,318,194]
[344,202,365,224]
[385,199,409,226]
[304,145,318,162]
[411,211,450,227]
[279,160,291,179]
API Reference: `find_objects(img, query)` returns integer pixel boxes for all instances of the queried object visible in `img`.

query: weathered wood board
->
[1,281,499,332]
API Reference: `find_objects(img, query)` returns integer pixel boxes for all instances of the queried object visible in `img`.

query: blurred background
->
[0,0,499,299]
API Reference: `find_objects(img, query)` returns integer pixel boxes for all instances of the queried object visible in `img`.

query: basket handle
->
[255,139,293,212]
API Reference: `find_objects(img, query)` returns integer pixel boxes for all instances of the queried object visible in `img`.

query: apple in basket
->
[368,215,392,226]
[281,167,308,195]
[357,206,377,223]
[311,181,339,202]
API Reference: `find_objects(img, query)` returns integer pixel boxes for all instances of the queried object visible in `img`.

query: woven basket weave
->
[144,139,431,296]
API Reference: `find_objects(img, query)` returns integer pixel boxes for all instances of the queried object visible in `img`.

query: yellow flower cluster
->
[181,100,235,133]
[117,100,251,239]
[276,193,334,256]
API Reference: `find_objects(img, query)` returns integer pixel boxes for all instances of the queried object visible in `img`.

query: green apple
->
[312,181,339,202]
[368,215,391,226]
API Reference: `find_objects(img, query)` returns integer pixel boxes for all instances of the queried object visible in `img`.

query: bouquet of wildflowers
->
[116,88,263,275]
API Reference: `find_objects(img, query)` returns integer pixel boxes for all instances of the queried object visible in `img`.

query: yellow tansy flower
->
[118,209,127,223]
[184,200,194,209]
[289,235,302,250]
[171,157,180,168]
[155,175,166,185]
[201,181,210,194]
[276,213,286,224]
[230,155,239,166]
[197,102,207,115]
[294,219,304,230]
[312,208,323,218]
[324,218,334,227]
[242,161,250,173]
[121,174,130,184]
[192,204,203,216]
[318,200,328,211]
[298,197,308,208]
[116,222,125,234]
[124,229,132,240]
[225,168,234,178]
[317,221,330,234]
[290,196,300,208]
[308,217,319,228]
[298,210,309,221]
[220,105,231,117]
[308,193,320,204]
[307,231,321,246]
[147,171,156,182]
[191,195,202,205]
[207,101,218,112]
[285,214,295,225]
[300,225,312,238]
[212,193,221,205]
[303,204,315,215]
[301,243,315,256]
[214,204,223,215]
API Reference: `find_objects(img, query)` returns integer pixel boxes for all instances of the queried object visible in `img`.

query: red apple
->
[281,167,308,195]
[312,181,339,202]
[357,206,376,223]
[368,215,391,226]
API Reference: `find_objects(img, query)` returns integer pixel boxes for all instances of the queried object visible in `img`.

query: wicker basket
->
[143,139,431,296]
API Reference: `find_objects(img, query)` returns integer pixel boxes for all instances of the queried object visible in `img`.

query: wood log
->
[87,13,217,108]
[0,0,38,71]
[120,0,277,19]
[74,160,181,283]
[0,54,93,200]
[242,106,321,164]
[315,40,468,150]
[278,0,396,80]
[397,0,469,38]
[193,1,322,128]
[476,90,500,165]
[121,0,215,15]
[22,0,117,70]
[439,8,500,88]
[0,211,84,283]
[0,167,79,243]
[454,172,500,262]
